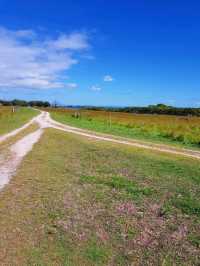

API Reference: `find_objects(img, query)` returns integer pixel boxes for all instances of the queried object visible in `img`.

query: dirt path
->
[0,111,47,189]
[0,110,200,190]
[0,129,43,189]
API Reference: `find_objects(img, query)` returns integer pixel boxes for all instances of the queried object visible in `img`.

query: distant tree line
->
[83,104,200,116]
[1,100,200,116]
[0,99,51,107]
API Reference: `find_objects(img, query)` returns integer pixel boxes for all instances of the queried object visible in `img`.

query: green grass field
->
[1,128,200,265]
[0,106,39,135]
[49,108,200,150]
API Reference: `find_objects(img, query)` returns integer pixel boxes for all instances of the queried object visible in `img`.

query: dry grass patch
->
[49,107,200,149]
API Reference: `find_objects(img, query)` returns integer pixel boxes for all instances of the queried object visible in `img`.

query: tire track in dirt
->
[0,129,43,189]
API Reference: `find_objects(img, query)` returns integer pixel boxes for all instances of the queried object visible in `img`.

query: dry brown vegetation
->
[48,108,200,148]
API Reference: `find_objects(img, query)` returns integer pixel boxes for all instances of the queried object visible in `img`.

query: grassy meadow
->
[0,106,39,135]
[48,108,200,149]
[0,128,200,265]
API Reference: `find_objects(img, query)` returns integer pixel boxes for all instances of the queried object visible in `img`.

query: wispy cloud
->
[0,27,90,90]
[66,83,78,89]
[103,75,114,82]
[90,85,101,91]
[48,32,89,50]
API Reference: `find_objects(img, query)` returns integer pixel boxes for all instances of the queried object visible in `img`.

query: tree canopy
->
[0,99,50,107]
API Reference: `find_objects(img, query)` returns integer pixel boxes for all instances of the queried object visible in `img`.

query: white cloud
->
[103,75,114,82]
[90,85,101,91]
[66,83,78,88]
[49,32,89,50]
[0,27,90,90]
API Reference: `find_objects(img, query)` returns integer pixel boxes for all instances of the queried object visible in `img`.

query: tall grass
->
[0,106,39,135]
[48,108,200,149]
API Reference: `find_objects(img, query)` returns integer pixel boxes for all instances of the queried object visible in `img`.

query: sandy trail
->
[0,129,43,189]
[1,110,200,190]
[0,111,48,189]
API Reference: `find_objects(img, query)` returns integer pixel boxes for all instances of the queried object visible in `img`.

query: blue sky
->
[0,0,200,107]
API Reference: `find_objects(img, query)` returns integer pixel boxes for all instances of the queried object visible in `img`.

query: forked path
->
[0,110,200,190]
